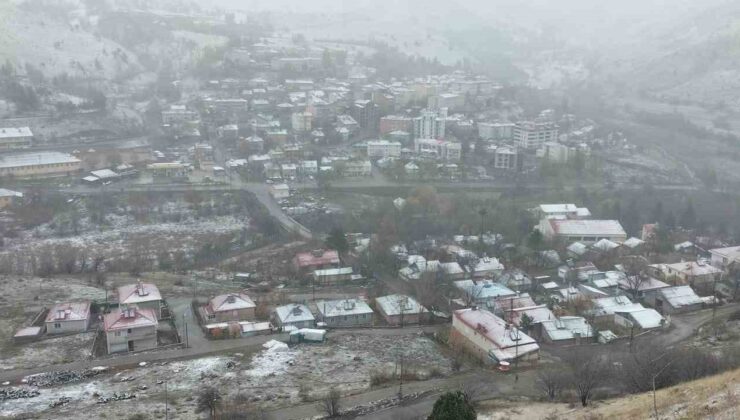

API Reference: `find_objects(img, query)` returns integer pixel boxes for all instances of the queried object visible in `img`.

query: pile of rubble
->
[49,397,71,408]
[343,391,427,417]
[0,387,40,401]
[24,369,99,387]
[96,393,136,404]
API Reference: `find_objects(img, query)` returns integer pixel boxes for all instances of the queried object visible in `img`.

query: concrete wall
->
[323,312,373,327]
[45,319,88,335]
[211,307,255,322]
[106,325,157,354]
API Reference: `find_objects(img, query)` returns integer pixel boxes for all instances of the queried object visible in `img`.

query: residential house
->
[497,270,532,291]
[454,279,516,309]
[648,261,722,292]
[440,262,466,280]
[450,308,539,364]
[592,296,665,330]
[203,293,256,322]
[617,275,670,300]
[273,304,315,330]
[469,257,505,278]
[645,285,703,314]
[103,306,158,354]
[709,246,740,269]
[45,301,91,334]
[614,308,665,331]
[313,267,354,285]
[539,316,594,345]
[117,281,163,319]
[399,260,439,282]
[293,249,341,276]
[375,294,428,326]
[316,299,374,327]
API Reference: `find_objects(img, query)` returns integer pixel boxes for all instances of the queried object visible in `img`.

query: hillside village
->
[0,1,739,419]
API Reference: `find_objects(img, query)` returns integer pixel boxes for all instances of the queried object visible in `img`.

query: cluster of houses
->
[376,202,739,367]
[14,281,165,355]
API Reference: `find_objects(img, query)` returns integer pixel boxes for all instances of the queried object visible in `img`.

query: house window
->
[115,331,122,336]
[127,328,133,334]
[54,323,61,329]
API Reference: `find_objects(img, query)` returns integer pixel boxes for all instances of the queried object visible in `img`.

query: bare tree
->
[319,388,341,418]
[196,387,221,420]
[536,367,567,401]
[413,271,441,309]
[622,274,647,301]
[564,348,606,407]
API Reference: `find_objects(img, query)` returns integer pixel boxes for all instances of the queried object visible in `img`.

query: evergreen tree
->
[326,226,349,255]
[429,391,476,420]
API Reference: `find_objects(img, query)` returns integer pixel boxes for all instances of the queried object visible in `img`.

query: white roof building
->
[452,308,539,362]
[274,304,315,325]
[659,285,703,310]
[375,294,427,316]
[316,298,373,318]
[540,316,594,342]
[454,279,516,302]
[118,282,162,305]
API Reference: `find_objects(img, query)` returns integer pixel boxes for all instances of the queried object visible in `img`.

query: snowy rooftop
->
[455,280,515,300]
[616,308,664,329]
[314,267,353,276]
[274,304,315,324]
[540,316,594,341]
[103,307,158,331]
[550,219,626,237]
[660,286,703,308]
[117,282,162,305]
[0,188,22,198]
[316,298,373,317]
[0,126,32,139]
[0,152,80,169]
[376,294,427,316]
[208,293,255,313]
[453,308,539,360]
[46,301,91,323]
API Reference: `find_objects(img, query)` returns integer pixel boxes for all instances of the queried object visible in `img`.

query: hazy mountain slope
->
[0,0,141,79]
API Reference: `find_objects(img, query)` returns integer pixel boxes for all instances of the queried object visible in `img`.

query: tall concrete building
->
[513,121,559,149]
[413,108,447,140]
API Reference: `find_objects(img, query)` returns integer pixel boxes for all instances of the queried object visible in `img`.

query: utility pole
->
[398,344,404,400]
[164,380,169,420]
[652,357,675,420]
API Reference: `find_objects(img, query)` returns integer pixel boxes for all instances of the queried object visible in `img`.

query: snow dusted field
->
[0,332,453,418]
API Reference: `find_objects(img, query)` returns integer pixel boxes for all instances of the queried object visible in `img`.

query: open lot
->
[0,330,453,419]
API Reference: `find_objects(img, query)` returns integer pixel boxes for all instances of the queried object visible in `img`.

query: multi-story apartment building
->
[513,121,559,149]
[413,108,447,140]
